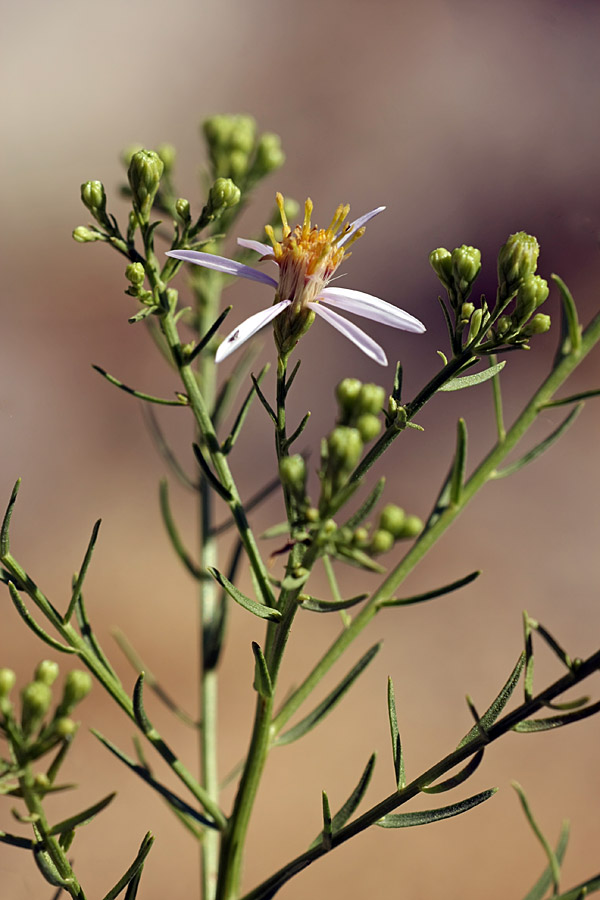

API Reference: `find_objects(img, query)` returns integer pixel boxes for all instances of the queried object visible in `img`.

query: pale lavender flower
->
[166,195,425,365]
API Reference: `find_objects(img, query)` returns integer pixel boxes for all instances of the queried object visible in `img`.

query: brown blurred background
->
[2,0,600,897]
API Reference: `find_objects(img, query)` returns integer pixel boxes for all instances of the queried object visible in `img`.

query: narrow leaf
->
[329,754,376,838]
[513,699,600,732]
[212,476,281,536]
[141,405,196,491]
[158,479,203,580]
[188,305,232,362]
[378,571,480,609]
[392,361,403,402]
[523,612,535,701]
[450,418,467,505]
[276,644,381,746]
[513,782,561,895]
[321,791,332,850]
[458,652,525,748]
[222,364,270,454]
[49,792,116,836]
[343,478,386,530]
[208,567,281,622]
[92,366,187,406]
[100,832,154,900]
[423,463,453,533]
[133,673,153,735]
[74,588,118,679]
[1,479,21,558]
[543,388,600,408]
[438,361,505,391]
[492,404,582,480]
[530,619,573,669]
[7,583,76,654]
[376,787,496,828]
[128,305,158,324]
[252,642,273,698]
[422,750,484,794]
[64,520,101,623]
[251,373,277,424]
[0,831,34,849]
[299,593,368,613]
[203,538,242,671]
[552,274,581,359]
[192,444,233,502]
[284,411,311,450]
[285,359,302,396]
[387,678,404,789]
[550,874,600,900]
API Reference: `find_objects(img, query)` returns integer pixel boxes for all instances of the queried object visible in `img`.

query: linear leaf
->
[141,405,196,491]
[376,787,496,828]
[1,479,21,557]
[64,520,101,623]
[327,754,376,841]
[74,588,118,679]
[492,404,582,480]
[438,361,505,391]
[7,583,76,654]
[192,445,233,502]
[343,478,386,530]
[159,479,204,580]
[387,678,404,789]
[188,305,232,362]
[0,831,34,849]
[321,791,332,850]
[284,359,302,396]
[222,364,270,455]
[458,652,525,748]
[299,593,368,613]
[450,418,467,504]
[523,612,535,701]
[423,462,453,533]
[284,411,311,450]
[530,619,573,669]
[378,570,480,609]
[543,388,600,408]
[252,642,273,699]
[276,644,381,746]
[208,567,281,621]
[513,782,560,895]
[523,822,569,900]
[100,832,154,900]
[513,699,600,732]
[212,476,281,536]
[422,750,484,794]
[92,366,187,406]
[552,274,581,359]
[251,373,277,424]
[550,874,600,900]
[49,792,116,836]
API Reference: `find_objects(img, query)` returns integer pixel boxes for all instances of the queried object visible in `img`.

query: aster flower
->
[166,195,425,365]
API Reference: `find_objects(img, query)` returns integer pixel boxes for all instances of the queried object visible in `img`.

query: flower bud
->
[356,413,381,443]
[252,133,285,177]
[336,378,362,418]
[378,504,406,538]
[157,143,176,174]
[34,773,51,792]
[208,177,241,214]
[514,275,550,324]
[352,526,369,546]
[34,660,59,686]
[497,231,540,294]
[496,315,512,338]
[21,681,52,735]
[0,668,16,698]
[358,383,386,415]
[128,149,164,222]
[228,115,257,154]
[80,180,107,224]
[228,149,250,181]
[175,197,191,223]
[60,670,92,712]
[121,144,144,168]
[370,529,394,555]
[327,427,363,474]
[521,313,551,336]
[466,307,483,343]
[429,248,453,289]
[397,514,423,539]
[72,226,102,243]
[460,302,475,322]
[279,455,307,499]
[125,262,146,287]
[451,245,481,297]
[55,717,78,738]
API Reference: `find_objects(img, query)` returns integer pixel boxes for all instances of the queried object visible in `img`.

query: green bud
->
[157,143,176,173]
[34,773,51,792]
[451,245,481,298]
[466,307,483,344]
[21,681,52,735]
[128,149,164,222]
[34,660,59,686]
[429,248,453,289]
[252,133,285,177]
[80,180,107,223]
[279,455,307,499]
[336,378,363,418]
[125,262,145,287]
[514,275,550,324]
[370,529,394,555]
[55,717,78,738]
[352,527,369,546]
[227,149,249,181]
[497,231,540,294]
[358,383,386,415]
[323,518,337,535]
[175,197,191,223]
[521,313,551,336]
[72,225,102,243]
[121,144,144,168]
[228,115,257,154]
[0,668,16,698]
[209,177,241,214]
[378,504,406,538]
[61,670,92,712]
[398,514,423,539]
[327,427,363,474]
[305,507,319,523]
[203,115,235,148]
[460,302,475,322]
[496,315,512,337]
[356,413,381,443]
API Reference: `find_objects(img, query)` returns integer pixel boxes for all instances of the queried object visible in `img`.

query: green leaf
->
[458,652,525,748]
[49,792,116,836]
[128,305,159,324]
[376,787,496,828]
[222,364,270,455]
[192,444,233,502]
[284,359,302,396]
[321,791,332,850]
[343,478,386,530]
[73,585,119,679]
[378,570,480,609]
[0,830,34,849]
[422,750,484,794]
[523,612,535,702]
[208,567,281,622]
[334,546,386,574]
[450,418,467,504]
[92,365,187,406]
[542,388,600,409]
[100,831,154,900]
[64,519,101,623]
[329,753,376,836]
[132,673,153,736]
[438,361,505,391]
[159,479,204,580]
[423,462,453,533]
[1,479,21,558]
[7,582,76,654]
[252,642,273,698]
[299,593,368,613]
[284,411,312,450]
[188,305,232,362]
[513,782,561,896]
[492,404,582,480]
[550,874,600,900]
[529,618,573,669]
[387,677,405,789]
[251,372,277,424]
[392,361,403,403]
[552,274,581,360]
[513,699,600,733]
[276,644,381,746]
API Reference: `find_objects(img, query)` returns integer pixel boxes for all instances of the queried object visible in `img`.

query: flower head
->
[166,195,425,365]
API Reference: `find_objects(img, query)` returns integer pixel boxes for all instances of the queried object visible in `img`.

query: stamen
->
[303,198,313,233]
[264,224,282,258]
[276,192,290,237]
[341,226,366,250]
[329,203,350,235]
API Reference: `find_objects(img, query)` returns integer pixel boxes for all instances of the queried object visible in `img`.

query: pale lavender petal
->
[215,299,292,363]
[320,286,426,333]
[237,237,273,256]
[337,206,386,246]
[165,250,278,287]
[308,302,387,366]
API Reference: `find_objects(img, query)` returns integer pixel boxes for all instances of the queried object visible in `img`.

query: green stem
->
[488,353,506,442]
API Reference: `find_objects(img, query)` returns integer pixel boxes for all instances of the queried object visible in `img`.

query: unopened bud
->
[429,248,453,290]
[398,514,423,539]
[451,245,481,298]
[522,313,551,336]
[498,231,540,294]
[467,308,483,343]
[175,197,191,223]
[55,717,78,738]
[21,681,52,735]
[228,116,257,154]
[370,529,394,555]
[157,143,176,173]
[327,427,363,474]
[336,378,363,418]
[125,262,145,287]
[352,527,369,546]
[34,773,51,792]
[252,133,285,177]
[0,668,16,698]
[514,275,550,324]
[72,226,102,243]
[378,504,406,538]
[279,455,307,499]
[34,661,59,686]
[128,149,164,222]
[121,144,144,168]
[356,413,381,443]
[209,177,241,214]
[358,383,386,415]
[496,315,512,338]
[60,670,92,712]
[80,180,108,224]
[460,302,475,322]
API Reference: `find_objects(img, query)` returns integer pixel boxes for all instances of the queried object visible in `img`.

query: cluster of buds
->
[366,503,423,555]
[127,149,165,224]
[429,245,482,310]
[493,232,550,341]
[202,114,285,186]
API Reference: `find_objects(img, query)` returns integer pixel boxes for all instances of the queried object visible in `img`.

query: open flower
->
[166,195,425,365]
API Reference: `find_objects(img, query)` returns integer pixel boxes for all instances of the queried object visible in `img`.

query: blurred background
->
[2,0,600,897]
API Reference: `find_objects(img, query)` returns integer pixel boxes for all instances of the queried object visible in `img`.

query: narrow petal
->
[308,302,387,366]
[215,299,292,363]
[237,237,274,256]
[165,250,278,287]
[337,206,386,246]
[320,286,426,333]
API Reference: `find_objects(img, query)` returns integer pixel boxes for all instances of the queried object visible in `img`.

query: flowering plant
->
[1,116,600,900]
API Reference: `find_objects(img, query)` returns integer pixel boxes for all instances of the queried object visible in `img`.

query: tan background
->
[2,0,600,898]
